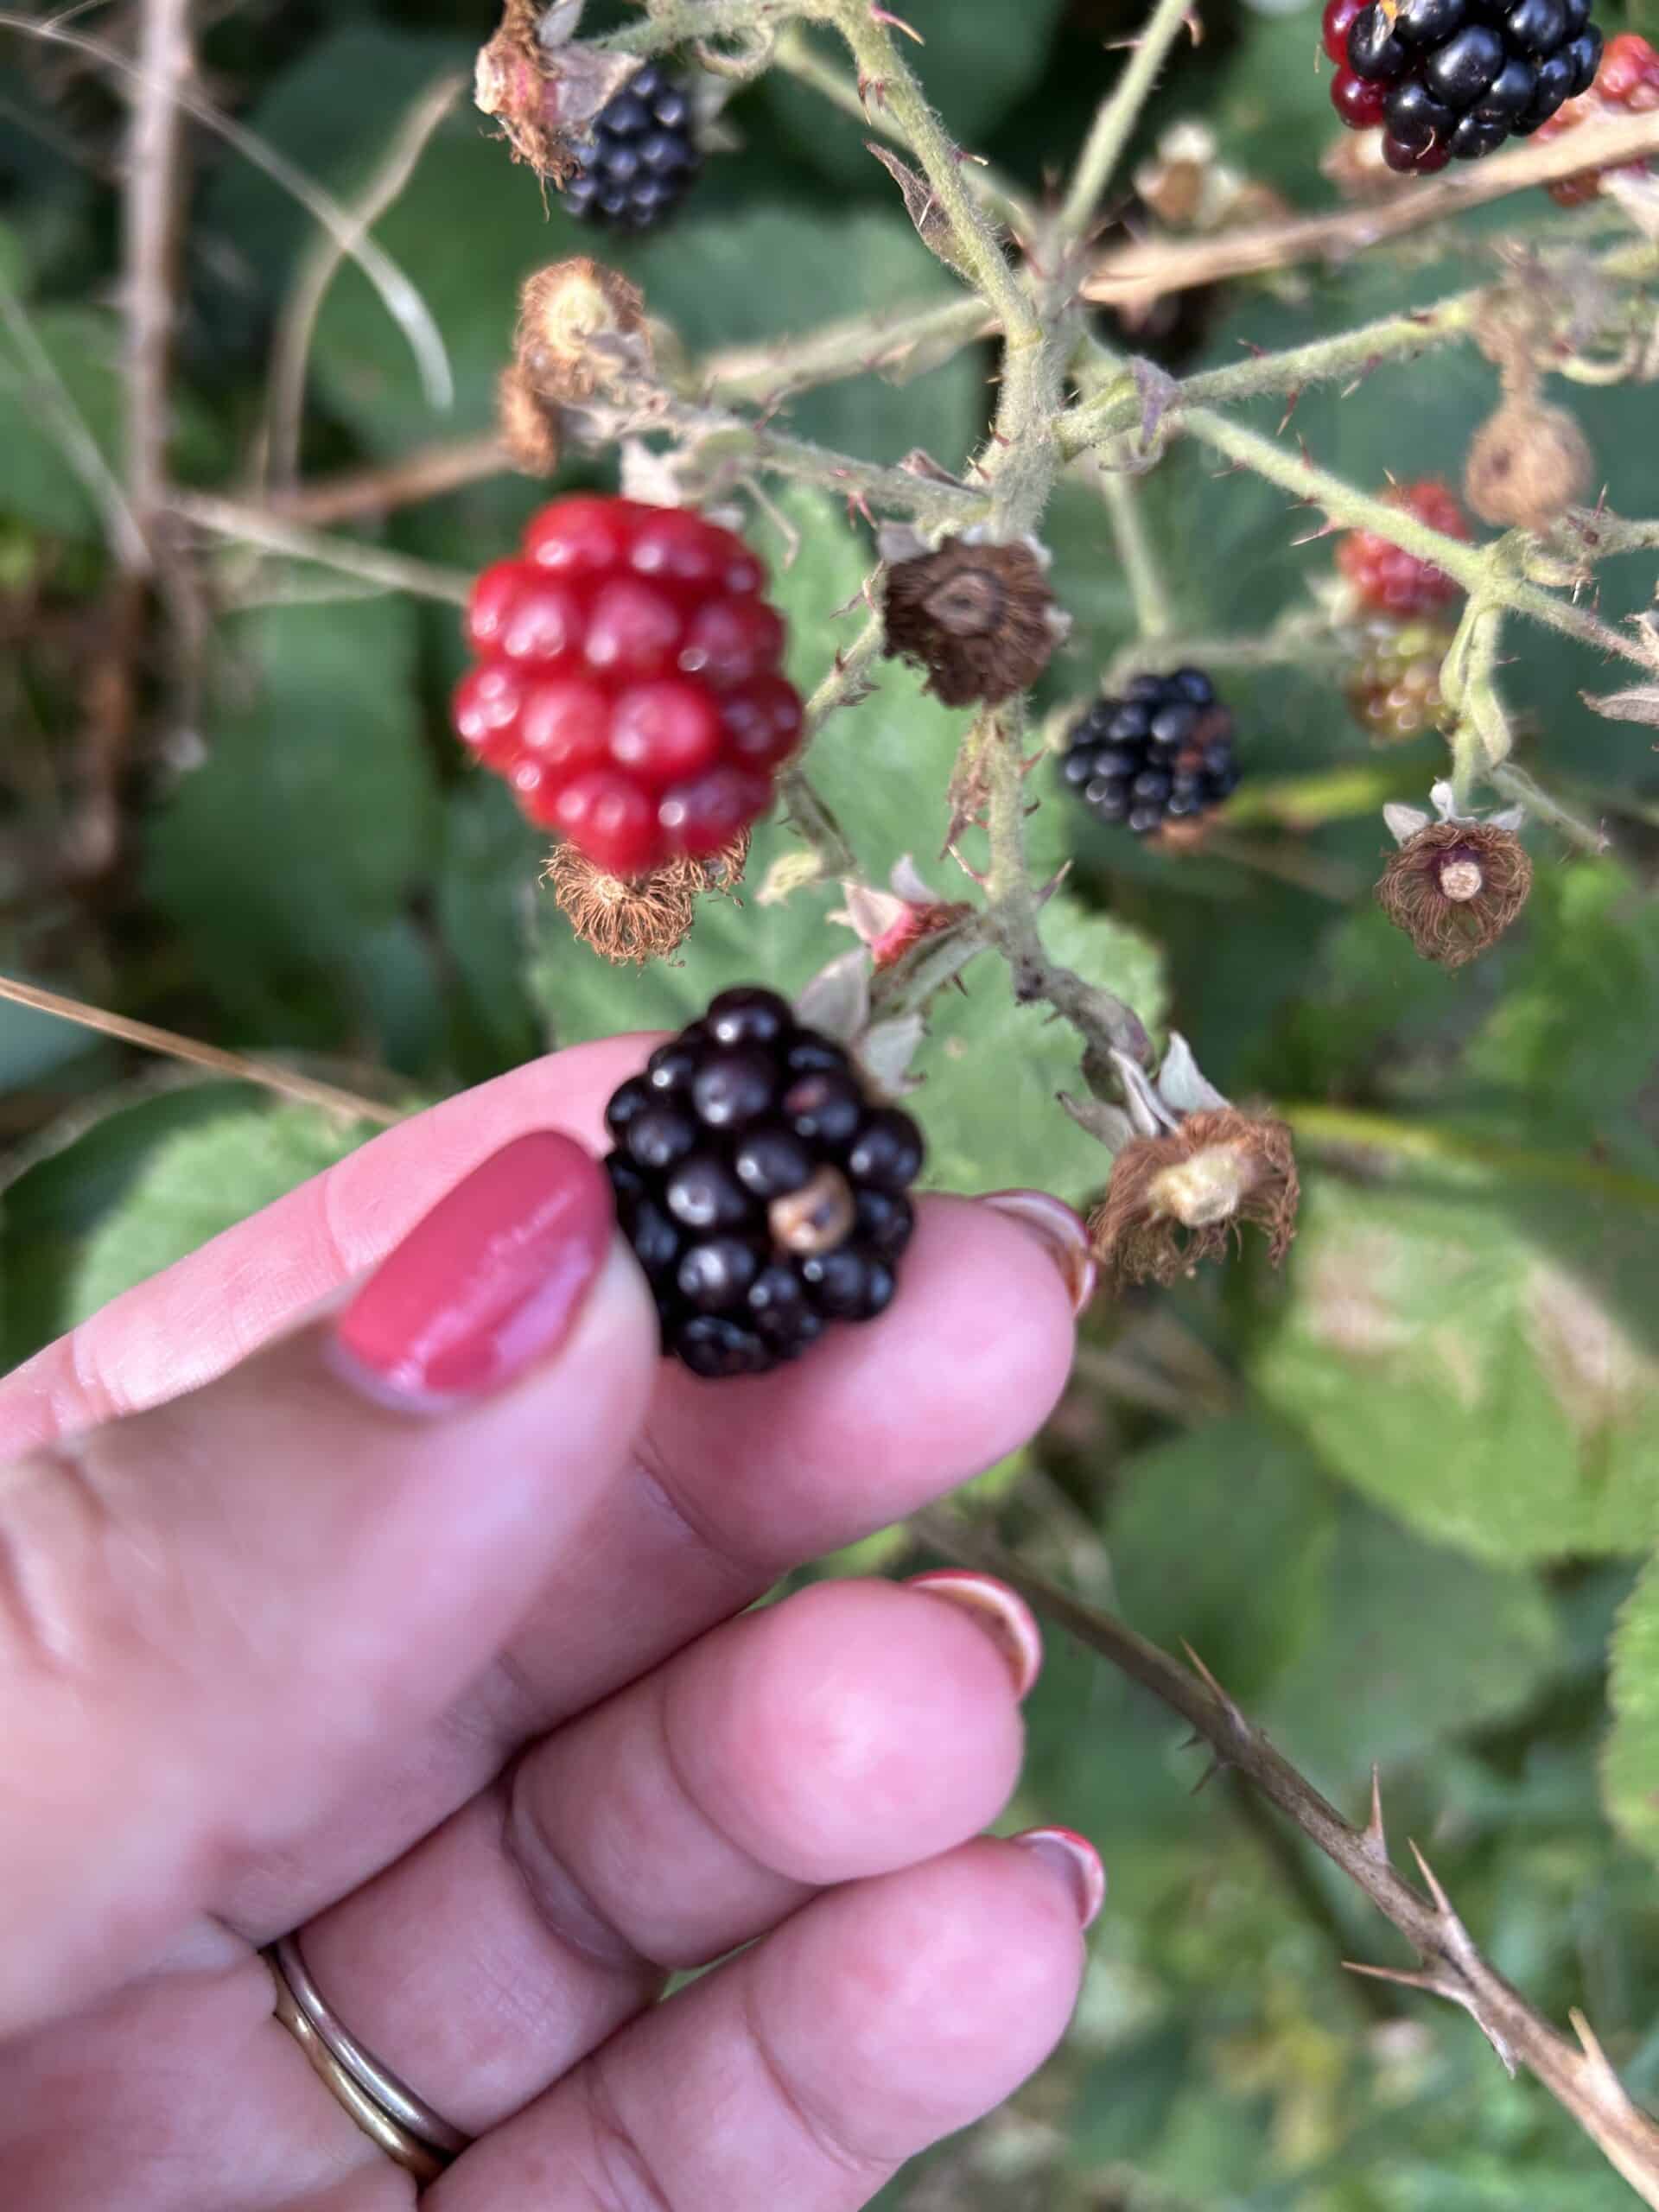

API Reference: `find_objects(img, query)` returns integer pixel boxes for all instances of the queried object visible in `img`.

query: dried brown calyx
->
[544,835,747,964]
[1077,1037,1300,1293]
[516,258,650,403]
[880,531,1060,708]
[1464,391,1592,535]
[474,0,642,187]
[1376,813,1533,969]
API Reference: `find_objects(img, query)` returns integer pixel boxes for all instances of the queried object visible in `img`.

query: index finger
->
[0,1036,653,1455]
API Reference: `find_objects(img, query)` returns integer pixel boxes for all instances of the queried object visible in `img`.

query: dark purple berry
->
[802,1245,896,1321]
[1472,56,1537,119]
[560,69,701,232]
[847,1110,925,1192]
[1348,4,1413,76]
[1450,110,1510,154]
[707,986,791,1047]
[1505,0,1566,51]
[1564,26,1601,92]
[690,1046,779,1128]
[663,1153,750,1230]
[1516,48,1575,125]
[1061,668,1240,839]
[602,994,926,1377]
[1386,76,1458,147]
[677,1236,763,1312]
[1426,24,1506,105]
[1395,0,1467,42]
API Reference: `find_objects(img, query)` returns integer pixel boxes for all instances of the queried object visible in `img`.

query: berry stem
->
[702,291,997,409]
[1487,762,1611,852]
[1438,595,1510,810]
[1054,0,1198,246]
[811,0,1044,350]
[1096,462,1174,644]
[1175,408,1648,667]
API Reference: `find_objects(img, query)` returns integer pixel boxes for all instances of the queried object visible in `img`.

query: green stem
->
[1177,408,1647,669]
[811,0,1040,348]
[702,293,994,408]
[1097,464,1172,642]
[1281,1101,1659,1211]
[1055,0,1196,243]
[1488,763,1611,854]
[601,0,799,57]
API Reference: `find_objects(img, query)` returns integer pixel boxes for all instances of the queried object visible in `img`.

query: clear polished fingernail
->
[330,1132,613,1413]
[907,1570,1043,1699]
[979,1191,1097,1316]
[1012,1827,1106,1929]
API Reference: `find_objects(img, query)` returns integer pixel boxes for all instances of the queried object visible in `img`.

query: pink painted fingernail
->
[330,1132,613,1412]
[979,1191,1096,1316]
[1012,1827,1106,1929]
[907,1570,1043,1699]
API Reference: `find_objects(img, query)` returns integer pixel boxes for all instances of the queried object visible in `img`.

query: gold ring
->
[266,1942,467,2185]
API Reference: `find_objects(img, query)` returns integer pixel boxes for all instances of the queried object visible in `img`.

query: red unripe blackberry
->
[604,987,925,1377]
[1332,67,1392,126]
[1336,480,1471,616]
[1324,0,1368,63]
[1537,32,1659,202]
[453,498,803,878]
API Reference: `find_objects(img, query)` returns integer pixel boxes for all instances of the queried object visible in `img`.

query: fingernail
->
[907,1570,1043,1700]
[1012,1827,1106,1929]
[979,1191,1096,1316]
[330,1132,614,1412]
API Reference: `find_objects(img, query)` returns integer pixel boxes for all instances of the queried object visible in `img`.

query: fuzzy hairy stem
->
[1096,463,1173,643]
[702,292,995,407]
[809,0,1040,347]
[770,22,1036,229]
[600,0,794,59]
[910,1507,1659,2207]
[1055,0,1195,245]
[1174,409,1648,668]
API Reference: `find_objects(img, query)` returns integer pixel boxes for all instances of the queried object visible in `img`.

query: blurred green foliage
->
[4,0,1659,2200]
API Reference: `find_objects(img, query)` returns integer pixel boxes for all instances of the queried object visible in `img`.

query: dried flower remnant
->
[497,363,562,475]
[474,0,639,187]
[1464,393,1593,534]
[515,258,651,404]
[1084,1036,1299,1291]
[881,531,1062,708]
[1376,811,1533,968]
[544,835,747,964]
[833,856,973,972]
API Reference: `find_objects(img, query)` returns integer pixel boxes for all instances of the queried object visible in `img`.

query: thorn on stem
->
[1361,1764,1389,1866]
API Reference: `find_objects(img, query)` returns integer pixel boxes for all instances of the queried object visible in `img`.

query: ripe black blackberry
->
[1329,0,1601,169]
[1058,668,1240,839]
[559,64,701,232]
[602,987,925,1379]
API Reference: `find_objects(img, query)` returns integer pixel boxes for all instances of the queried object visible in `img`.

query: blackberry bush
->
[602,987,923,1376]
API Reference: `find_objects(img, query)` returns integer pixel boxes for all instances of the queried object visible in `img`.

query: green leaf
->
[0,1083,249,1368]
[69,1100,376,1322]
[1253,1167,1659,1563]
[1108,1414,1338,1704]
[0,305,218,540]
[1261,1497,1561,1789]
[145,596,441,1052]
[1602,1550,1659,1866]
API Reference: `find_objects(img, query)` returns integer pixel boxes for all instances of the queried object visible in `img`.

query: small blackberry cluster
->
[1326,0,1602,171]
[603,988,924,1380]
[560,64,701,231]
[1059,668,1240,838]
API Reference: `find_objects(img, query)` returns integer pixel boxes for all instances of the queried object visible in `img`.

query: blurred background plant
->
[5,0,1659,2200]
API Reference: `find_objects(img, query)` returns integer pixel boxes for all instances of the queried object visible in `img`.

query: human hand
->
[0,1036,1101,2210]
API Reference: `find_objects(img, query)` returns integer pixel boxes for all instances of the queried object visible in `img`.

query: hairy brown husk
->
[1464,396,1592,533]
[497,363,563,475]
[881,537,1055,708]
[1376,819,1532,968]
[515,258,650,404]
[544,835,748,964]
[1088,1108,1300,1291]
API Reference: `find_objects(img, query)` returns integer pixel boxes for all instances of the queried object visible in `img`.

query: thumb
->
[0,1131,656,2039]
